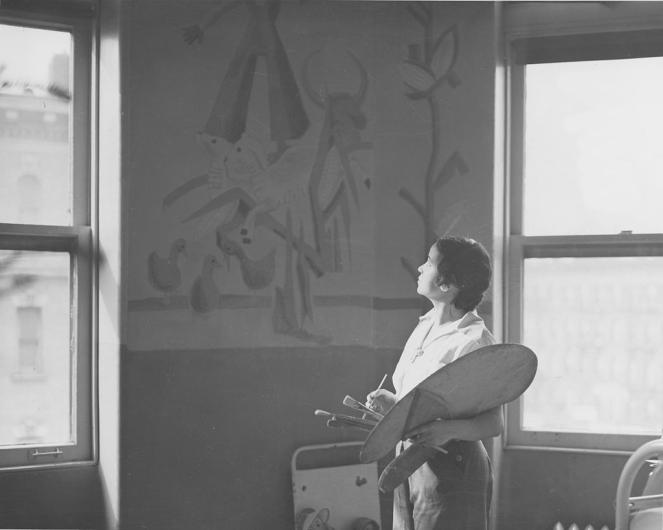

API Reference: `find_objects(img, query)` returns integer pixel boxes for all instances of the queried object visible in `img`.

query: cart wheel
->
[352,517,379,530]
[296,507,333,530]
[295,508,316,530]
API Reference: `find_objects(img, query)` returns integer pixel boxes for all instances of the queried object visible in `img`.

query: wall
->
[121,346,397,529]
[498,449,644,530]
[0,465,104,528]
[119,1,498,528]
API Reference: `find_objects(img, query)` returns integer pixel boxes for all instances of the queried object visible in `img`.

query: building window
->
[0,4,94,468]
[16,305,44,376]
[17,174,42,223]
[506,31,663,452]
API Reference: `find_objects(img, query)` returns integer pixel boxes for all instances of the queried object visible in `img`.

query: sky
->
[0,23,70,85]
[524,56,663,236]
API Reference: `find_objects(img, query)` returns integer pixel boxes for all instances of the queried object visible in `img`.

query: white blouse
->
[392,309,495,399]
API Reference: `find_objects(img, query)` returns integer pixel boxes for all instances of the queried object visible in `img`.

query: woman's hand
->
[403,407,504,447]
[365,389,396,415]
[404,419,455,448]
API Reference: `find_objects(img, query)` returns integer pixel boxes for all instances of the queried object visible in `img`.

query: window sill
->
[504,443,634,457]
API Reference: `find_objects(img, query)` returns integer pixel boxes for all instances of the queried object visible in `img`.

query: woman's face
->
[416,244,444,300]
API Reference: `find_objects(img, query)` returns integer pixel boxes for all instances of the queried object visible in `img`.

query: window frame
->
[505,30,663,453]
[0,5,96,469]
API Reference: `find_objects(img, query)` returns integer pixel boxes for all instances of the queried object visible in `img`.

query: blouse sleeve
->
[453,330,496,363]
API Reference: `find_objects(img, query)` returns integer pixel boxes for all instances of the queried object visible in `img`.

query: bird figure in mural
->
[147,238,186,304]
[190,254,223,313]
[216,230,276,290]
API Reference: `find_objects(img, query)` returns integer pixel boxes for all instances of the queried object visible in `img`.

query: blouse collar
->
[418,308,482,331]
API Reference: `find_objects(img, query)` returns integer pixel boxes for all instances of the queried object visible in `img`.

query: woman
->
[367,236,502,530]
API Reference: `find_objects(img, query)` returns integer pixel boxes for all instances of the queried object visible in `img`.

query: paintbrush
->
[314,409,377,427]
[363,373,389,419]
[326,418,373,432]
[343,395,384,420]
[375,373,388,391]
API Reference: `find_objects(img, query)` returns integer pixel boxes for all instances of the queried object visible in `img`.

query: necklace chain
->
[410,321,435,363]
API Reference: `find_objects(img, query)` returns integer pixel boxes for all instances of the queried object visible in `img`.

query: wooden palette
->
[359,343,537,490]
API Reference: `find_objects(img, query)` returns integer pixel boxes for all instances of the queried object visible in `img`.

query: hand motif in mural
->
[396,4,470,282]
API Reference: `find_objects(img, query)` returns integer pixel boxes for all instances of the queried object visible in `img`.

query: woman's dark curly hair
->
[434,236,492,312]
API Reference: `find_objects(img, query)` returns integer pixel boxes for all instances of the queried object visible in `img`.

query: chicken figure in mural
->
[190,254,223,314]
[182,0,309,162]
[147,238,187,304]
[216,231,276,290]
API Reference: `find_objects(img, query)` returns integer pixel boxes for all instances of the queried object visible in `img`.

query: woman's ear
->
[439,283,449,293]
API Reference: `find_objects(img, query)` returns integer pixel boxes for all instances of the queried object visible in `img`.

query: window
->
[0,4,94,468]
[506,31,663,452]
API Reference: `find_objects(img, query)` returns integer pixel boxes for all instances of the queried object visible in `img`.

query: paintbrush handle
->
[343,395,384,420]
[376,373,388,391]
[314,409,377,426]
[331,412,377,426]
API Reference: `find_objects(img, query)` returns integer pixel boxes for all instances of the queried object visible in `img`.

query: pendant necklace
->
[411,321,435,363]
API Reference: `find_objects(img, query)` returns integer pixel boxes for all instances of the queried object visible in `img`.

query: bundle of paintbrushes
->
[314,395,385,432]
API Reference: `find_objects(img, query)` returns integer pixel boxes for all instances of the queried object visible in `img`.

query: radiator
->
[552,522,610,530]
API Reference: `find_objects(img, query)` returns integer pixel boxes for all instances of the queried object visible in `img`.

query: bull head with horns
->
[301,50,368,150]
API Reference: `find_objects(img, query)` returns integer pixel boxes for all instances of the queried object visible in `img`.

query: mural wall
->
[126,0,495,352]
[118,1,500,528]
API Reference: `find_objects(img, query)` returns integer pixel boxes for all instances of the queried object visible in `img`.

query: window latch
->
[29,448,63,458]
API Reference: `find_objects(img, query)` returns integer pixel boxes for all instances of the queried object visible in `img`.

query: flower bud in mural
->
[399,26,460,99]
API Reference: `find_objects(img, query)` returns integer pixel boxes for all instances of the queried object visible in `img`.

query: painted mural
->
[131,2,477,347]
[145,0,373,344]
[396,3,469,282]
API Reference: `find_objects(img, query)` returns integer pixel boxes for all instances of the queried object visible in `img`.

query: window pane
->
[522,256,663,435]
[0,250,73,447]
[0,24,72,225]
[523,58,663,236]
